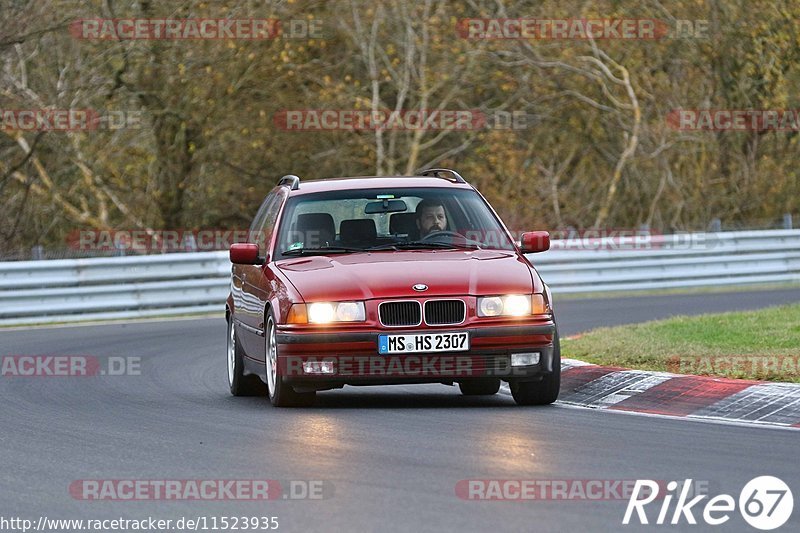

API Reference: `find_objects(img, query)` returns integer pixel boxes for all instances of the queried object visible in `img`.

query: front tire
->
[227,317,263,396]
[265,311,316,407]
[509,328,561,406]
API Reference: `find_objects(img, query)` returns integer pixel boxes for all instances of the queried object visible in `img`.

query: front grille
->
[379,301,422,327]
[424,299,466,325]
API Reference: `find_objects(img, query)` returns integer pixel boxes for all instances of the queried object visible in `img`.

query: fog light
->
[303,360,336,374]
[511,352,540,367]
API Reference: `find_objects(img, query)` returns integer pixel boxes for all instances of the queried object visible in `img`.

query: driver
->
[415,199,448,237]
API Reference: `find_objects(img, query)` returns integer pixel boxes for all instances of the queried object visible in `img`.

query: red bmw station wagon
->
[226,169,558,406]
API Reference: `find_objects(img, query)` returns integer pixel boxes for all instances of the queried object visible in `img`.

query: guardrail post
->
[783,213,793,230]
[709,218,722,232]
[31,245,44,260]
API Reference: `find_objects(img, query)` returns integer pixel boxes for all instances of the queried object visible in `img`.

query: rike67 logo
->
[624,477,794,530]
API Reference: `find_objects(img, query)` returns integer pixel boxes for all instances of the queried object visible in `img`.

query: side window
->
[248,191,278,244]
[257,190,285,239]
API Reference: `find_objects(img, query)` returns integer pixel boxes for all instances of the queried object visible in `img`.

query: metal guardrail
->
[0,230,798,325]
[0,253,230,325]
[536,230,800,293]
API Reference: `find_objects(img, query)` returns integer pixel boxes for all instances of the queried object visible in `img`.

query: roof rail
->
[278,174,300,190]
[416,168,467,184]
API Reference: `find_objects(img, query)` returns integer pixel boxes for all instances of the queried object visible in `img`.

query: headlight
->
[502,295,531,316]
[334,302,365,322]
[306,301,366,323]
[478,296,505,317]
[308,302,335,323]
[477,294,547,317]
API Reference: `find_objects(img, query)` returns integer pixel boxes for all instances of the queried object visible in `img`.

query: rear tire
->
[509,328,561,406]
[458,379,501,396]
[265,311,316,407]
[227,317,264,396]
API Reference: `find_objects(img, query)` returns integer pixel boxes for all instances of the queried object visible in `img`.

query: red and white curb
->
[501,359,800,429]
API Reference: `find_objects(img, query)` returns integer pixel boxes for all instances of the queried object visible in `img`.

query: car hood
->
[276,249,539,301]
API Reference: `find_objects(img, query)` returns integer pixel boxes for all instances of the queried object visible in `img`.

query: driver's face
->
[417,206,447,236]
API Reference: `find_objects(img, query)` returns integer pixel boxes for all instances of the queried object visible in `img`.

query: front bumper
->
[274,323,556,387]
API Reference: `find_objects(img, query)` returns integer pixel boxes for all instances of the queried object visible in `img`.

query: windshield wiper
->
[282,246,366,256]
[367,241,481,251]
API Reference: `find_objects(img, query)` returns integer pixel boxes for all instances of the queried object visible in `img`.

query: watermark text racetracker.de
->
[0,109,142,131]
[667,109,800,131]
[667,356,800,379]
[280,355,547,378]
[546,229,717,251]
[456,479,693,501]
[273,109,530,131]
[456,18,708,40]
[69,479,331,500]
[1,356,140,377]
[67,228,720,253]
[68,229,268,253]
[70,18,323,40]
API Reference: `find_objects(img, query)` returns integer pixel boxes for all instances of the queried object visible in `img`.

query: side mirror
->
[520,231,550,253]
[230,243,263,265]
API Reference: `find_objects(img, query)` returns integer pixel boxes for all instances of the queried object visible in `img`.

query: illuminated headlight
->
[477,295,531,317]
[308,301,366,323]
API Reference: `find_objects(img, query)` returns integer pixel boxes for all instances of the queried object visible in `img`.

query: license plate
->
[378,332,469,354]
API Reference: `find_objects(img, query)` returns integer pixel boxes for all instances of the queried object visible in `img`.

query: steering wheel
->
[420,230,465,241]
[420,230,484,247]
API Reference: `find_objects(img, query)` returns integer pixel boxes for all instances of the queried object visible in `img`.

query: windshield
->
[275,187,515,258]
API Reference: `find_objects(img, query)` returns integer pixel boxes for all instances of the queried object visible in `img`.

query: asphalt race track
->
[2,287,799,532]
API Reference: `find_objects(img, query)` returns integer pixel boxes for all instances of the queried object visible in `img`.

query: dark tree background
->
[1,0,798,257]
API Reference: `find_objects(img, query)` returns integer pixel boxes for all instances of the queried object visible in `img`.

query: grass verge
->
[561,303,800,382]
